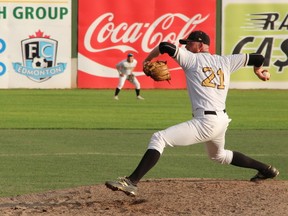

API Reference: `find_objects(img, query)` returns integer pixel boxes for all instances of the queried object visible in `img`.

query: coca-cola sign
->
[78,0,216,89]
[85,12,210,53]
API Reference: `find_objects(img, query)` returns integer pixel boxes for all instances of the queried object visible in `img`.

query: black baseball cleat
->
[250,166,279,182]
[105,177,138,196]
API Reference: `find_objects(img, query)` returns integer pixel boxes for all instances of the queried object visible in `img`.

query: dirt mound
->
[0,179,287,216]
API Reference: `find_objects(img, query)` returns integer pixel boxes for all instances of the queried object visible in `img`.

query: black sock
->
[115,88,120,96]
[231,151,269,172]
[128,149,160,185]
[135,89,140,96]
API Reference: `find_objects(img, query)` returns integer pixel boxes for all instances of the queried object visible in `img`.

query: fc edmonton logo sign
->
[13,30,66,82]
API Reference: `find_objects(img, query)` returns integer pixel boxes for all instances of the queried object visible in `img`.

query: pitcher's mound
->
[0,178,287,216]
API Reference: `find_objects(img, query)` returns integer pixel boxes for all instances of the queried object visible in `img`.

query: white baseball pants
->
[148,110,233,164]
[117,75,141,89]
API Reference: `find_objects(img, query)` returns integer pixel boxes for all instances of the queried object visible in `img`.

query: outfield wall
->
[0,0,287,89]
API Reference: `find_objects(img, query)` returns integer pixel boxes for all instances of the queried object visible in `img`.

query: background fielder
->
[114,53,144,100]
[106,30,279,196]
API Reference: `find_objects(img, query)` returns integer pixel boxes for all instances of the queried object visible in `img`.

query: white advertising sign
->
[0,0,71,88]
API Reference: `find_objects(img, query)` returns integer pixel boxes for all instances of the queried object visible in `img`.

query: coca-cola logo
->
[84,12,209,54]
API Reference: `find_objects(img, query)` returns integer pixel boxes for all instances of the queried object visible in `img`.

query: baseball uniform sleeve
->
[116,61,123,71]
[173,47,196,71]
[226,54,248,73]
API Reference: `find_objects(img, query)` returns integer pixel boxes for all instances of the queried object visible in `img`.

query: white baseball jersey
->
[116,59,138,75]
[175,47,248,113]
[115,58,140,89]
[148,47,249,165]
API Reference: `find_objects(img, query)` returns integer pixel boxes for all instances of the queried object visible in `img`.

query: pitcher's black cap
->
[179,31,210,45]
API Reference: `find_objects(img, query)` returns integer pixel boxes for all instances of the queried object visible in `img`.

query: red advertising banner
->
[78,0,216,89]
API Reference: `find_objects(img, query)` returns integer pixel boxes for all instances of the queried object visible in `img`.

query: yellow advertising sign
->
[222,0,288,89]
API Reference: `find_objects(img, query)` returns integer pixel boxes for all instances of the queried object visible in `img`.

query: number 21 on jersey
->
[201,67,225,89]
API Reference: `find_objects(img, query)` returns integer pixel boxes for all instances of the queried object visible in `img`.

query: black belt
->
[204,109,226,115]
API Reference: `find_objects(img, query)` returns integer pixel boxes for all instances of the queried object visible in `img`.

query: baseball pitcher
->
[106,30,279,196]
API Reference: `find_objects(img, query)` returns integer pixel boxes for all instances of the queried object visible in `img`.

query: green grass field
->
[0,89,287,197]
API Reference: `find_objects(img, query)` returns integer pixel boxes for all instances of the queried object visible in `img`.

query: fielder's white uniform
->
[148,47,248,164]
[116,59,141,89]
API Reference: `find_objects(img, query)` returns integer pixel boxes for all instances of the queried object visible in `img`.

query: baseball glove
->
[143,61,171,82]
[127,74,135,82]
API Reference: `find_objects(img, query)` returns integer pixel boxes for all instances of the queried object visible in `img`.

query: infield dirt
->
[0,178,287,216]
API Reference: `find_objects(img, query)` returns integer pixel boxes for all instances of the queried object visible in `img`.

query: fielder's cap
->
[127,53,134,57]
[179,31,210,45]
